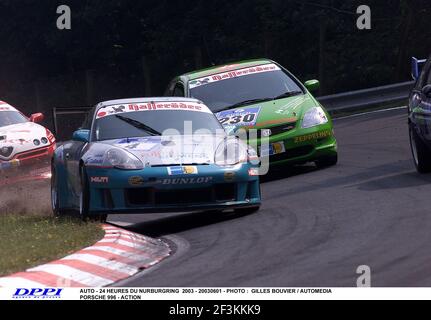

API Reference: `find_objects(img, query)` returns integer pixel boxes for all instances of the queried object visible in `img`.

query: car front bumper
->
[252,124,337,166]
[85,163,261,213]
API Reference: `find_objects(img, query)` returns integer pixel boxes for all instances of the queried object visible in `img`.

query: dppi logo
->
[13,288,63,299]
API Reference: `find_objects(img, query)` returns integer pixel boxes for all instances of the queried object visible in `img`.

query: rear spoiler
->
[52,106,92,135]
[411,57,427,81]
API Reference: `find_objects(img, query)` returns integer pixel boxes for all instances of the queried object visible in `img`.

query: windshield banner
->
[189,63,281,89]
[96,102,212,119]
[0,101,17,112]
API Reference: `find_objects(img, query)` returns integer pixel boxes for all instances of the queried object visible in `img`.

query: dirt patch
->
[0,179,51,216]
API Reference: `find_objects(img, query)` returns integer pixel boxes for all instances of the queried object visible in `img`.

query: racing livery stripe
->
[0,225,171,287]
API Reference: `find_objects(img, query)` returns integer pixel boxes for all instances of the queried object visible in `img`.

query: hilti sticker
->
[189,63,281,89]
[167,166,198,175]
[216,107,261,127]
[90,176,109,183]
[96,102,211,119]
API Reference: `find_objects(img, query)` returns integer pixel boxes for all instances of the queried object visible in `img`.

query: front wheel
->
[315,154,338,169]
[79,166,107,222]
[51,165,68,217]
[409,125,431,173]
[234,205,260,215]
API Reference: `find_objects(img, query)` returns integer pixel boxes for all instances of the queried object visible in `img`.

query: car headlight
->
[214,139,248,166]
[102,147,144,170]
[301,106,328,128]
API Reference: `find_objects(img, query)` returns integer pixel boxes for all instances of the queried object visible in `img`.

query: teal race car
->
[165,59,337,168]
[51,97,261,221]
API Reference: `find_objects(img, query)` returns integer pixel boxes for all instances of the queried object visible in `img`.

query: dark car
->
[409,56,431,173]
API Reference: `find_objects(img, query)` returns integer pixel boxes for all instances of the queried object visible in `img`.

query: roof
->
[181,58,275,81]
[97,97,202,110]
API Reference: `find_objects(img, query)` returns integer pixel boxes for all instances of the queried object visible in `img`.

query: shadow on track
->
[119,210,256,238]
[260,164,318,183]
[355,171,431,191]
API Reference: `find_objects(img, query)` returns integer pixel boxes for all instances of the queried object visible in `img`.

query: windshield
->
[0,111,28,127]
[93,103,223,141]
[189,65,303,113]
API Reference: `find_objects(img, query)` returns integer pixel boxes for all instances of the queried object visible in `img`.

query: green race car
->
[165,59,337,168]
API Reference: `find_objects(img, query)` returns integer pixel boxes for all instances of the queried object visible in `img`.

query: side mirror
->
[30,113,44,123]
[72,129,90,143]
[422,85,431,99]
[304,80,320,92]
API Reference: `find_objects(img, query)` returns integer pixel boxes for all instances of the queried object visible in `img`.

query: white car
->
[0,101,56,178]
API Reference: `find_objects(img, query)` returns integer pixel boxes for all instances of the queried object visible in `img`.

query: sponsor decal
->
[261,129,272,137]
[224,171,236,182]
[90,176,109,183]
[259,142,286,156]
[129,176,144,186]
[162,177,213,185]
[274,96,307,115]
[189,63,281,89]
[216,107,261,128]
[294,130,332,144]
[118,141,159,152]
[13,288,62,299]
[96,102,211,119]
[167,166,198,175]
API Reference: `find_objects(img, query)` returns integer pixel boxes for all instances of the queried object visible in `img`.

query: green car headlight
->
[301,106,328,129]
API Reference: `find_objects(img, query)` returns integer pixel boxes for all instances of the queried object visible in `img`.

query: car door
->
[63,107,95,196]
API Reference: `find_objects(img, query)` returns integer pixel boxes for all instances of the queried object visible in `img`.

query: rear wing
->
[52,106,93,141]
[411,57,427,81]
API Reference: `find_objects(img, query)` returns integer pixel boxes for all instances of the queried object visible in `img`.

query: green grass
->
[0,215,104,277]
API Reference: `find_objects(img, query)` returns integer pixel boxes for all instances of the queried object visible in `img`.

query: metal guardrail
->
[317,81,414,112]
[51,80,415,139]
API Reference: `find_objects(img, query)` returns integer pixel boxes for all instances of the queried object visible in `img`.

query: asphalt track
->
[106,107,431,286]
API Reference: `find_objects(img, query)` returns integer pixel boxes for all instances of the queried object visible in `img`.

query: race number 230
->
[219,113,256,125]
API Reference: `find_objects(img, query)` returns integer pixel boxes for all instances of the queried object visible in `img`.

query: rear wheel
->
[409,125,431,173]
[79,166,107,222]
[315,153,338,169]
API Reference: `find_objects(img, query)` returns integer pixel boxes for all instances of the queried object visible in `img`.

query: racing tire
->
[409,125,431,173]
[315,154,338,169]
[51,165,68,217]
[234,205,260,215]
[79,167,107,222]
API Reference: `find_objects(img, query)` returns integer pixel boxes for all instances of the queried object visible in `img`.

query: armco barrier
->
[51,81,415,138]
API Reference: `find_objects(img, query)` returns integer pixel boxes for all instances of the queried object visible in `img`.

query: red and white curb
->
[0,224,171,287]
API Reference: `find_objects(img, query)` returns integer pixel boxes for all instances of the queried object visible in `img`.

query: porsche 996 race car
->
[166,59,338,168]
[51,97,261,221]
[0,101,55,181]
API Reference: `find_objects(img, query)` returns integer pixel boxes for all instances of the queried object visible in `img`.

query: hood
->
[87,135,230,166]
[215,94,317,133]
[0,122,51,160]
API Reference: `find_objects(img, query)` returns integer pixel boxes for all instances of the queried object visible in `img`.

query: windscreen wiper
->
[115,114,161,136]
[217,98,273,112]
[272,91,303,100]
